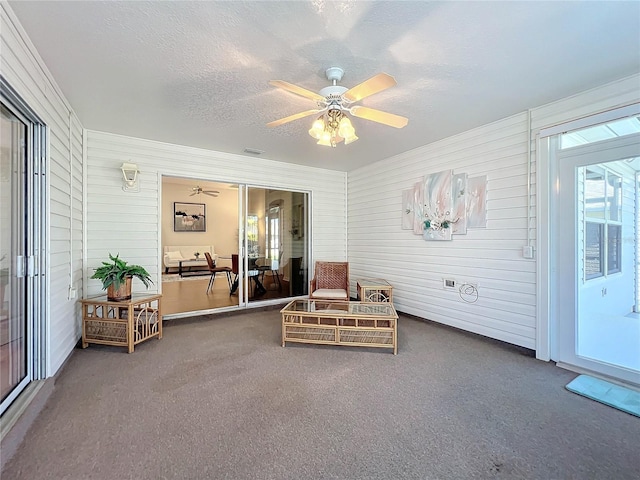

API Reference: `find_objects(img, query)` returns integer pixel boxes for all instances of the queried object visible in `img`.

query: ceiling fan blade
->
[204,191,219,197]
[269,80,325,102]
[343,73,397,102]
[350,106,408,128]
[267,109,323,128]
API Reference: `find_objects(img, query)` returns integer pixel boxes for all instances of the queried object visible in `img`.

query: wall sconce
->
[121,162,140,192]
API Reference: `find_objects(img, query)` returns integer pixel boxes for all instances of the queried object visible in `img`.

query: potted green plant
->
[91,253,153,301]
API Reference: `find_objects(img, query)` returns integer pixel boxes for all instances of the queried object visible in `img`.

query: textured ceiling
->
[8,1,640,172]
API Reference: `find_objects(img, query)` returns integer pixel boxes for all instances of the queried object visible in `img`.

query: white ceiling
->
[8,1,640,172]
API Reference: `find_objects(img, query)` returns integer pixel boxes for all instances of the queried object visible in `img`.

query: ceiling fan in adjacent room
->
[267,66,408,147]
[189,185,219,197]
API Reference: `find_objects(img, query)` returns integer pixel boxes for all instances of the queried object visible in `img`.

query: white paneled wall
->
[348,113,536,348]
[1,4,84,376]
[349,74,640,351]
[85,131,347,296]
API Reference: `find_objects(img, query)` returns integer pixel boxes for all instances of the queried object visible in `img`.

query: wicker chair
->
[309,261,349,300]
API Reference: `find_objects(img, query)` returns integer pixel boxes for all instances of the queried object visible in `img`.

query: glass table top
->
[356,278,392,286]
[282,299,396,317]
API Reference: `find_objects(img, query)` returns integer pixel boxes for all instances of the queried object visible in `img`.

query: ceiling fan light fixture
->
[309,110,356,148]
[268,67,408,144]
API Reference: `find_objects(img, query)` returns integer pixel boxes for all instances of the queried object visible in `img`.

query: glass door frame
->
[553,133,640,385]
[1,76,47,416]
[239,183,311,307]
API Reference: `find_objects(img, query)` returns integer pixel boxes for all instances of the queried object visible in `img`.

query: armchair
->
[309,261,349,300]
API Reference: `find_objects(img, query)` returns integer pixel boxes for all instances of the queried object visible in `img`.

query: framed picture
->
[467,175,487,228]
[412,180,424,235]
[423,169,453,241]
[174,202,206,232]
[451,172,468,235]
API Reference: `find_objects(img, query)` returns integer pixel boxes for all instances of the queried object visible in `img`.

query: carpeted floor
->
[2,311,639,479]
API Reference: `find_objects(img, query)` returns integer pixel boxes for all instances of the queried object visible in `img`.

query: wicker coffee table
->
[281,299,398,354]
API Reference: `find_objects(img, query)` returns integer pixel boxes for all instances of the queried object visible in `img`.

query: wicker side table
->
[81,294,162,353]
[356,278,393,303]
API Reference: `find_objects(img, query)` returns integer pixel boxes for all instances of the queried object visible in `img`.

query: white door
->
[556,133,640,385]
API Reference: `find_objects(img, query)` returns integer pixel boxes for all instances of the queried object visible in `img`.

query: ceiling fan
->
[189,185,219,197]
[267,66,408,147]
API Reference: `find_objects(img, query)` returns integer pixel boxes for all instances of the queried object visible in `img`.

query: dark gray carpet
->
[2,310,639,479]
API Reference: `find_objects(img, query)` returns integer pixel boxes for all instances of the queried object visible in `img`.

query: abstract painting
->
[467,176,487,228]
[412,180,424,234]
[452,172,468,235]
[423,169,453,241]
[174,202,206,232]
[401,188,414,230]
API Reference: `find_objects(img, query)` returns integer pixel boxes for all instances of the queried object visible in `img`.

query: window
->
[607,224,621,274]
[561,116,640,149]
[247,215,258,256]
[582,167,623,281]
[585,222,604,279]
[267,204,281,262]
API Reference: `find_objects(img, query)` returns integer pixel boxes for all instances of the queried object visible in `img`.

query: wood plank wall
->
[1,4,85,375]
[348,113,536,348]
[85,131,347,297]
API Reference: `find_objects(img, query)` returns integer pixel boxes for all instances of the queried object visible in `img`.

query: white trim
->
[157,172,163,294]
[82,128,88,304]
[0,380,45,442]
[536,134,551,361]
[539,103,640,138]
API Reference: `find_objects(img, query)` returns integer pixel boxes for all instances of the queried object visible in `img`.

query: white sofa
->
[163,245,217,273]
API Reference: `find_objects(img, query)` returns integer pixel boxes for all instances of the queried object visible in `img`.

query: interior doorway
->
[160,177,309,316]
[550,115,640,386]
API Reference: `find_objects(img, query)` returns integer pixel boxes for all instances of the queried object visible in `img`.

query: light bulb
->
[308,118,324,139]
[317,130,332,146]
[344,132,359,145]
[338,116,352,137]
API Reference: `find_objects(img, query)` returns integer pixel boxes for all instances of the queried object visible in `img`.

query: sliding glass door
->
[0,102,29,413]
[1,79,46,416]
[160,178,310,315]
[244,187,309,304]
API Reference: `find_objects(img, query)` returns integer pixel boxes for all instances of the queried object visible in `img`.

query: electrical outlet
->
[522,245,534,259]
[68,286,77,300]
[443,279,456,289]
